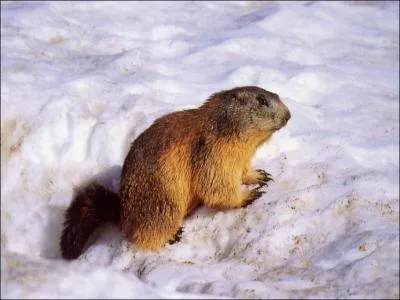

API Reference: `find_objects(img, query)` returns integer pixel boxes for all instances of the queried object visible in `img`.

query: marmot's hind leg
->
[130,204,184,251]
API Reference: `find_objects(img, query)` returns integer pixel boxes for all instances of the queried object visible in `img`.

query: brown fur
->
[60,86,290,259]
[60,183,120,259]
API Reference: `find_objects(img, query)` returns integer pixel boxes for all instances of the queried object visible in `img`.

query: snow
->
[1,1,399,299]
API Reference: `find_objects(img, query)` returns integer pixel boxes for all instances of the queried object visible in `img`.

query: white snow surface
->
[1,1,399,299]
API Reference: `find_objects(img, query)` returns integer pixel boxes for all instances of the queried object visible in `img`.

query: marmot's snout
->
[274,99,291,130]
[285,110,291,122]
[283,110,291,125]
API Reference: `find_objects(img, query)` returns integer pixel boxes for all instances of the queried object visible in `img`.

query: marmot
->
[60,86,291,259]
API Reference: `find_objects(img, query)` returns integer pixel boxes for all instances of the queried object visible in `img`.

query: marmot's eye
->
[256,94,270,107]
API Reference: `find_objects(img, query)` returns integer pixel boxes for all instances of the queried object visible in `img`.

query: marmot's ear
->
[226,91,247,105]
[221,90,245,105]
[235,91,247,105]
[221,90,236,103]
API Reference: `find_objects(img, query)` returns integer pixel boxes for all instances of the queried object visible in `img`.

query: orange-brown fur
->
[119,86,290,251]
[60,86,290,259]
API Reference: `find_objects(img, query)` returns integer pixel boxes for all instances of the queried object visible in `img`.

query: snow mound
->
[1,1,399,299]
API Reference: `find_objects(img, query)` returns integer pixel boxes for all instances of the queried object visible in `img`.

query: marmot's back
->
[119,109,204,250]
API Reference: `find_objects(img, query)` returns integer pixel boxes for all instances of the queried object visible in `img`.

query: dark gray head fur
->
[203,86,291,136]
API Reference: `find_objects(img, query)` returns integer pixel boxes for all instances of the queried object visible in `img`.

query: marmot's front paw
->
[256,169,273,187]
[242,187,265,207]
[242,169,273,186]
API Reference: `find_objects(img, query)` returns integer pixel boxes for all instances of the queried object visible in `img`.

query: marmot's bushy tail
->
[60,183,121,260]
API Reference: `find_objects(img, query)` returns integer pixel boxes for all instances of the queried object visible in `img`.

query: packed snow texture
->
[1,1,399,299]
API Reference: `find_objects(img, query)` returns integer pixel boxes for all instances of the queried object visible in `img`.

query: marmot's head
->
[205,86,291,136]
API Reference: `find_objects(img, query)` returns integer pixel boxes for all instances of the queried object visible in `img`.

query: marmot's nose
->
[285,111,291,122]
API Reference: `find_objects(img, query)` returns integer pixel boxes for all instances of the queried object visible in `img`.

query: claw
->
[168,227,184,245]
[258,182,267,188]
[256,169,274,185]
[256,169,271,176]
[265,176,274,183]
[243,188,266,207]
[258,182,270,190]
[256,169,267,176]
